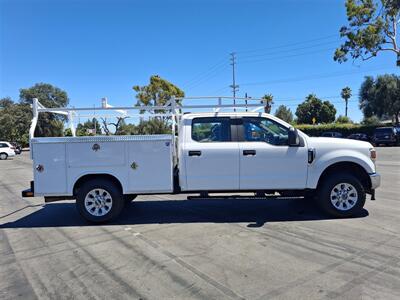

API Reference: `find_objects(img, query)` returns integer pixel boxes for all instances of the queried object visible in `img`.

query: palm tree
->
[341,87,352,117]
[262,94,274,113]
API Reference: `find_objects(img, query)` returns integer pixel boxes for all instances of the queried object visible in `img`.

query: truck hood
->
[307,137,373,150]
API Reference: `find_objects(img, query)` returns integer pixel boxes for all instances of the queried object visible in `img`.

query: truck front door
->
[238,117,308,190]
[184,117,239,191]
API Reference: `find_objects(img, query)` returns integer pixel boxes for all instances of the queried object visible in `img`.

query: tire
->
[124,194,137,205]
[317,173,366,218]
[0,153,8,160]
[76,179,124,223]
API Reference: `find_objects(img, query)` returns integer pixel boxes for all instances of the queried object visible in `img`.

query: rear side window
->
[192,117,231,142]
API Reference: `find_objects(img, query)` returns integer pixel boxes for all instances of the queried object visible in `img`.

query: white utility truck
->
[22,97,381,223]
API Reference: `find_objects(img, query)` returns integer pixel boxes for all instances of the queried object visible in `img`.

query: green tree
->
[0,97,14,108]
[361,115,381,125]
[336,115,353,123]
[133,75,185,112]
[0,97,31,146]
[76,118,102,136]
[261,94,274,113]
[295,94,337,124]
[274,105,293,123]
[359,74,400,124]
[341,86,352,117]
[19,83,69,137]
[334,0,400,66]
[135,118,172,134]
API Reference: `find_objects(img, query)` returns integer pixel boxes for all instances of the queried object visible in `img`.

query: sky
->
[0,0,399,123]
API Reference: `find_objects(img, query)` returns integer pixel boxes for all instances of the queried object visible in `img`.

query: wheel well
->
[317,162,371,191]
[73,174,123,196]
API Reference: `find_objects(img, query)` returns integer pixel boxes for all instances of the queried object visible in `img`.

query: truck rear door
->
[183,117,239,191]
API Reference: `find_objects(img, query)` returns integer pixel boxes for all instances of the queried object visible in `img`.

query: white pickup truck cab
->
[22,97,381,223]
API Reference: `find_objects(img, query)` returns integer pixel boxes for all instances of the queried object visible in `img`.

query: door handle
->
[189,150,202,156]
[243,150,256,156]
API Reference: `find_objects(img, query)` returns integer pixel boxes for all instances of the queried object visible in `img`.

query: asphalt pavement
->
[0,148,399,299]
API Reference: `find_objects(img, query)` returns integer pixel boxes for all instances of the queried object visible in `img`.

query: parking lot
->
[0,148,399,299]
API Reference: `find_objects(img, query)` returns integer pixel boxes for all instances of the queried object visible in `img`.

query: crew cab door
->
[238,117,308,190]
[183,117,239,191]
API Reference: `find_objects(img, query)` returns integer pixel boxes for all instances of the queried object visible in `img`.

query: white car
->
[0,141,16,160]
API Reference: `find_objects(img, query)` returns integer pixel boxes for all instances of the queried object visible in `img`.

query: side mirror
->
[288,127,300,146]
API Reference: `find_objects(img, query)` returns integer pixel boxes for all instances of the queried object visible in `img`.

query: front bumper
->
[369,173,381,190]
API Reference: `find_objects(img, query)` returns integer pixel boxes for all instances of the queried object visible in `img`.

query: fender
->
[69,171,127,196]
[307,149,375,189]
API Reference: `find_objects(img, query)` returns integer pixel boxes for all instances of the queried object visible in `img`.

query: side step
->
[187,192,294,200]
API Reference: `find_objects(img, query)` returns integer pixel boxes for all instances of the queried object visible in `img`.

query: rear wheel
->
[317,173,365,217]
[76,179,124,223]
[0,153,8,160]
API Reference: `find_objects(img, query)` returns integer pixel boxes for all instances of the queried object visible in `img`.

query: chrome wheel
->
[84,188,113,217]
[0,153,7,160]
[330,183,358,211]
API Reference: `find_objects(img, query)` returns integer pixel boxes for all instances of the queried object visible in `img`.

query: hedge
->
[294,123,387,137]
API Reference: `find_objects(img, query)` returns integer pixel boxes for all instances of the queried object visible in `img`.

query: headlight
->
[370,148,376,161]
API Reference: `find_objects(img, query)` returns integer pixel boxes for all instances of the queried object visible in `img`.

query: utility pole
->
[230,52,239,110]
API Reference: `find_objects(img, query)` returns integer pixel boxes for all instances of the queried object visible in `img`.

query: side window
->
[192,117,231,142]
[0,143,7,148]
[242,117,289,146]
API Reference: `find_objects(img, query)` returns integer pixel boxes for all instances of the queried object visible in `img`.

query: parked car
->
[22,97,381,223]
[0,141,16,160]
[10,142,22,154]
[321,132,343,138]
[347,133,369,142]
[372,127,399,146]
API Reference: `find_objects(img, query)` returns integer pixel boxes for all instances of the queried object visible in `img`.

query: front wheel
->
[0,153,8,160]
[317,173,366,217]
[76,179,124,223]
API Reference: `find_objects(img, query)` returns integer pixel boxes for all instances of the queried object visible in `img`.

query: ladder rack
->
[30,95,267,140]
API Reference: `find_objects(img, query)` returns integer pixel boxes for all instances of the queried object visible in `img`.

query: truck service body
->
[22,97,381,223]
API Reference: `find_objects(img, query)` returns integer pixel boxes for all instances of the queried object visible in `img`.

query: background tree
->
[336,115,353,123]
[100,116,128,135]
[0,97,14,108]
[76,118,102,136]
[341,86,352,117]
[19,83,69,137]
[359,73,400,124]
[361,115,381,125]
[133,75,185,112]
[295,94,337,124]
[0,97,31,146]
[274,105,293,123]
[334,0,400,66]
[261,94,274,113]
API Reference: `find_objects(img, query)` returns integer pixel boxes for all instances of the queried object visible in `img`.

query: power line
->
[240,66,395,87]
[239,40,339,60]
[239,47,336,64]
[236,33,339,54]
[182,58,227,88]
[184,64,229,90]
